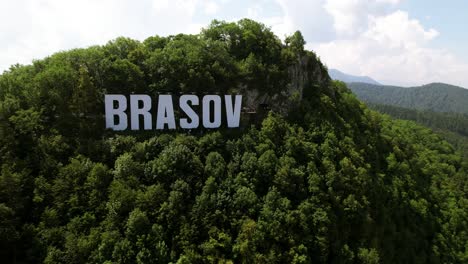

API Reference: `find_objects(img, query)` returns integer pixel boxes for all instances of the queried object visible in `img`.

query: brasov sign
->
[105,94,242,131]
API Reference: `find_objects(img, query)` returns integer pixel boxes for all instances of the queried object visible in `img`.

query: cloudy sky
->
[1,0,468,87]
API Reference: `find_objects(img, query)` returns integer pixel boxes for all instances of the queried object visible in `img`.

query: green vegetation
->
[347,80,468,169]
[347,82,468,114]
[0,19,467,263]
[367,103,468,158]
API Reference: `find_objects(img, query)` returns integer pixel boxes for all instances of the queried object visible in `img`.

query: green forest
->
[0,19,467,264]
[366,103,468,159]
[347,82,468,114]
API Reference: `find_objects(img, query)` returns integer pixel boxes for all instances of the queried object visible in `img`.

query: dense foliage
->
[347,82,468,114]
[367,103,468,159]
[0,19,467,263]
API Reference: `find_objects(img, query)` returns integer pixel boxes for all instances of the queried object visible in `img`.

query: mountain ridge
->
[328,68,381,85]
[347,82,468,114]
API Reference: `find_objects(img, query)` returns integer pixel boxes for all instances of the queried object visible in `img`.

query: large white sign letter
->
[180,95,199,129]
[130,94,152,130]
[203,95,221,128]
[156,95,176,129]
[225,95,242,128]
[105,94,128,131]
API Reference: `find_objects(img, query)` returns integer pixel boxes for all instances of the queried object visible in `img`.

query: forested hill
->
[347,82,468,114]
[367,103,468,158]
[0,19,467,263]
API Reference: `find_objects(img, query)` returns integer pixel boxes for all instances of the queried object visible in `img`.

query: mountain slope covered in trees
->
[347,82,468,114]
[365,103,468,159]
[0,19,467,264]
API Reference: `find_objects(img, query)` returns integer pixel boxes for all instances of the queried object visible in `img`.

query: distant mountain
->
[347,82,468,114]
[329,68,381,85]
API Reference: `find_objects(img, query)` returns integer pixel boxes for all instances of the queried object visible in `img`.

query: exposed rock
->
[240,52,331,116]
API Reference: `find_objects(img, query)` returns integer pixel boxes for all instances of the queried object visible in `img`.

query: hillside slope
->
[367,103,468,158]
[347,82,468,114]
[0,19,466,263]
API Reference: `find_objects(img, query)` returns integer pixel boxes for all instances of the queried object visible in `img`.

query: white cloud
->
[314,9,468,87]
[324,0,402,37]
[364,11,439,48]
[272,0,468,87]
[0,0,213,72]
[204,1,220,15]
[273,0,335,42]
[376,0,402,4]
[0,0,467,88]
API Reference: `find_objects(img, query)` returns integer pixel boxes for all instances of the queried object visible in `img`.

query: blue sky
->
[1,0,467,87]
[401,0,468,62]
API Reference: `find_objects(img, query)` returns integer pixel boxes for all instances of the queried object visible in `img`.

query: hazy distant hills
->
[329,69,468,114]
[347,82,468,114]
[347,81,468,157]
[328,68,381,85]
[327,69,468,156]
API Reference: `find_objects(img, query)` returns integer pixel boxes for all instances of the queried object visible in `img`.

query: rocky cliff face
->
[241,51,331,115]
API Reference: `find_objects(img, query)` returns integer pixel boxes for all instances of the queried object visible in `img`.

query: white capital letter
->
[225,95,242,128]
[130,94,152,130]
[180,95,199,129]
[105,94,127,131]
[156,95,176,129]
[203,95,221,128]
